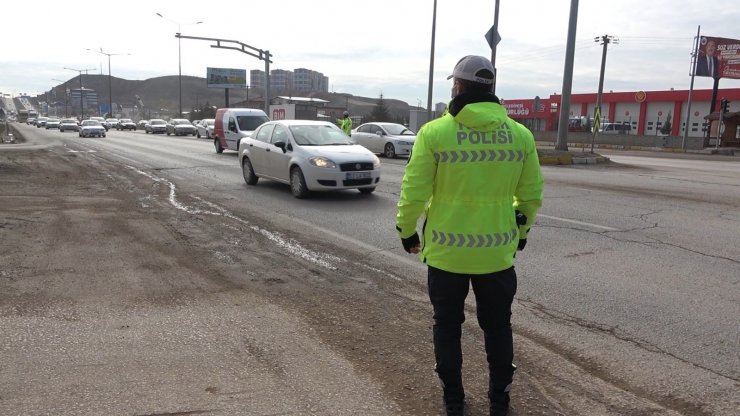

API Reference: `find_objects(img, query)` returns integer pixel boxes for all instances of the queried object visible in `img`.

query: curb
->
[538,155,609,165]
[536,141,736,156]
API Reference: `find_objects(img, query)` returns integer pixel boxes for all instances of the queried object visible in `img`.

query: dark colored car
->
[117,119,137,131]
[166,119,197,136]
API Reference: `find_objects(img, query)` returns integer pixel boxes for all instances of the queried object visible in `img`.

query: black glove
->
[515,210,528,251]
[515,210,527,226]
[517,238,527,251]
[401,233,420,253]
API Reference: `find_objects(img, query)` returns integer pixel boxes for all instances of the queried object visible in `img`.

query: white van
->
[213,108,270,153]
[600,122,630,135]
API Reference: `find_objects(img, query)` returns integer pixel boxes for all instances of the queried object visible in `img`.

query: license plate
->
[346,172,371,180]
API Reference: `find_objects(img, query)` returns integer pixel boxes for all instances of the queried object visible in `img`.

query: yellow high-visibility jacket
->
[337,117,352,135]
[396,97,544,274]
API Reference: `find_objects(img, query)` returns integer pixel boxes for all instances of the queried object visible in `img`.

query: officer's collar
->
[448,92,501,116]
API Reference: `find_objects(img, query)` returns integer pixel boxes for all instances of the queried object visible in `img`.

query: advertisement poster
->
[206,67,247,89]
[694,36,740,79]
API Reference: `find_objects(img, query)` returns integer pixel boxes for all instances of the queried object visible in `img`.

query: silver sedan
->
[239,120,381,198]
[351,122,416,158]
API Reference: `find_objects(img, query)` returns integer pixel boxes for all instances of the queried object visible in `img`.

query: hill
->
[45,74,413,121]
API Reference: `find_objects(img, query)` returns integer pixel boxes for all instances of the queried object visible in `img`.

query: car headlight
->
[308,157,337,169]
[372,154,381,168]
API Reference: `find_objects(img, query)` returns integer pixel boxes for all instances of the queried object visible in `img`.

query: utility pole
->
[591,34,618,153]
[555,0,580,151]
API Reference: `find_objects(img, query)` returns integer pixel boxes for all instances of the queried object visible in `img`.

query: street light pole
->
[426,0,437,122]
[51,78,66,116]
[64,67,95,119]
[156,13,202,118]
[87,48,130,118]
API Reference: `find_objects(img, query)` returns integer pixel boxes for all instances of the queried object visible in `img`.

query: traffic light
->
[720,98,730,114]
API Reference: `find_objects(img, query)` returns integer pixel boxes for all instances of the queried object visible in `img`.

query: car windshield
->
[82,120,101,126]
[289,125,353,146]
[173,120,190,125]
[61,119,76,124]
[383,124,415,135]
[151,120,166,125]
[204,119,215,126]
[237,115,270,131]
[121,119,133,123]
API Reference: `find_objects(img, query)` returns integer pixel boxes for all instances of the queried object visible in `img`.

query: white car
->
[89,116,108,130]
[239,120,381,198]
[351,122,416,158]
[78,120,106,138]
[59,118,79,132]
[45,117,61,129]
[196,118,215,139]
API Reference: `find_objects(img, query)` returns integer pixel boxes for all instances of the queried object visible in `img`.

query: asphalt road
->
[2,124,738,415]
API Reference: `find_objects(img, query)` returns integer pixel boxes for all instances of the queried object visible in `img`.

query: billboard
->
[694,36,740,80]
[207,67,247,89]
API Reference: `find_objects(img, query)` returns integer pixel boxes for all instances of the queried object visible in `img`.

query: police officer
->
[396,55,544,416]
[337,110,352,136]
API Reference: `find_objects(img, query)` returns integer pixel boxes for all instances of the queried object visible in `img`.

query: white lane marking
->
[68,150,96,153]
[127,166,340,270]
[538,214,620,231]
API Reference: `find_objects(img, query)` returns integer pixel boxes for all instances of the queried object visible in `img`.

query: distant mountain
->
[45,74,412,120]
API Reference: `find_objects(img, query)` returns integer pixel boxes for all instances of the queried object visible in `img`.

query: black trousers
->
[427,265,517,402]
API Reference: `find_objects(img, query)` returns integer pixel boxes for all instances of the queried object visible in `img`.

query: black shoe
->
[490,401,508,416]
[445,400,465,416]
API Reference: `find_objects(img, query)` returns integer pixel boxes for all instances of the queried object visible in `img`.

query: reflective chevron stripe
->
[430,229,518,248]
[433,149,524,163]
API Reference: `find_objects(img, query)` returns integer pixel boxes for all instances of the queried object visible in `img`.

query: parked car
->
[36,117,48,128]
[59,118,79,132]
[351,122,416,158]
[45,117,61,130]
[78,120,106,138]
[213,108,270,153]
[137,120,149,130]
[166,118,197,136]
[27,117,37,126]
[117,119,137,131]
[196,118,215,139]
[89,117,108,130]
[597,122,631,135]
[239,120,381,198]
[145,119,168,134]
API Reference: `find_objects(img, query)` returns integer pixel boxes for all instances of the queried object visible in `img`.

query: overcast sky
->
[1,0,738,106]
